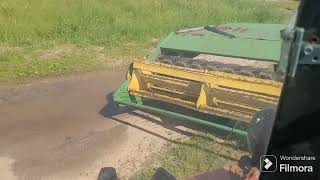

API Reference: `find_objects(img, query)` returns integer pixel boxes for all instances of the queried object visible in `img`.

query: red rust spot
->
[240,28,249,33]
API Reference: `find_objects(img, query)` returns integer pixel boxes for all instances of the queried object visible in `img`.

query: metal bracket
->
[299,43,320,65]
[278,26,320,78]
[277,28,296,78]
[288,28,304,77]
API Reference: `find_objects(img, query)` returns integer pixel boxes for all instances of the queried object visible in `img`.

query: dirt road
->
[0,71,190,180]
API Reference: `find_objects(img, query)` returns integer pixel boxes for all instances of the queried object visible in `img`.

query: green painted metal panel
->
[217,23,286,40]
[146,46,161,61]
[158,23,286,62]
[113,81,248,138]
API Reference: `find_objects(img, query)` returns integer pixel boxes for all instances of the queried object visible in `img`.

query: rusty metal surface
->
[157,55,277,81]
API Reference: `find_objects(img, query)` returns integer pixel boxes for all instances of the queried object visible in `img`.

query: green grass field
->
[0,0,289,46]
[0,0,296,84]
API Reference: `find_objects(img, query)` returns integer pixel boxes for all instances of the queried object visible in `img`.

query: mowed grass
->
[0,0,291,84]
[131,133,248,180]
[0,44,146,84]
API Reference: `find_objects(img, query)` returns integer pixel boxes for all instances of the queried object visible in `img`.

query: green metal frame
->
[113,81,248,139]
[113,23,286,140]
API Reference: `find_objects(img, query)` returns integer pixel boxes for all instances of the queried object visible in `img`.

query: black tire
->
[97,167,118,180]
[247,108,277,166]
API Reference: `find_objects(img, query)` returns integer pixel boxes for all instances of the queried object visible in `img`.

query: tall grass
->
[0,0,286,47]
[0,0,290,83]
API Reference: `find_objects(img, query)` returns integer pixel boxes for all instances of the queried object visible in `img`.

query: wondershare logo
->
[260,155,315,173]
[260,155,277,172]
[264,158,273,170]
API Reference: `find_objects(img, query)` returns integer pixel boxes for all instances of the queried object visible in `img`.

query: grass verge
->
[0,44,149,84]
[131,133,248,180]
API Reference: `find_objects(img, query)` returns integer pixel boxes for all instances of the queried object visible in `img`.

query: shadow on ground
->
[99,93,245,161]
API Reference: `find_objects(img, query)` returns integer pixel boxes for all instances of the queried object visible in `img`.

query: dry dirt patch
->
[76,111,192,180]
[0,71,192,180]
